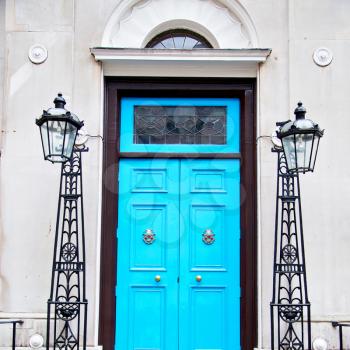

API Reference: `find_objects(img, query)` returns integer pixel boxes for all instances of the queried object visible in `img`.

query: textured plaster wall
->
[0,0,104,346]
[246,0,350,347]
[289,0,350,345]
[0,0,349,349]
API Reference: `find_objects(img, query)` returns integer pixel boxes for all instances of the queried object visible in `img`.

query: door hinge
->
[177,276,179,283]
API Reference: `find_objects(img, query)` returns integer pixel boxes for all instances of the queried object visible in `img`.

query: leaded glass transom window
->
[120,97,240,154]
[134,106,227,145]
[146,29,212,49]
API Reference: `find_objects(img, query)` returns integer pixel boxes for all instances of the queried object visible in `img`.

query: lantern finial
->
[54,93,66,109]
[294,101,306,120]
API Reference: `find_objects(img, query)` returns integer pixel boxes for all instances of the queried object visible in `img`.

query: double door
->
[116,158,240,350]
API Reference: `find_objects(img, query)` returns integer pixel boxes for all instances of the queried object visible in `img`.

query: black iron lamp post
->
[36,93,88,350]
[277,102,324,174]
[270,102,324,350]
[36,93,84,163]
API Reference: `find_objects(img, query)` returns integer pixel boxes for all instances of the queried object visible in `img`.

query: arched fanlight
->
[146,29,213,49]
[277,102,324,173]
[36,93,84,163]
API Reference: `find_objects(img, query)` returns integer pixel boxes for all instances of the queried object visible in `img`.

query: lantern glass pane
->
[310,134,320,171]
[40,121,50,159]
[282,135,297,172]
[49,120,66,159]
[295,133,313,172]
[63,122,78,158]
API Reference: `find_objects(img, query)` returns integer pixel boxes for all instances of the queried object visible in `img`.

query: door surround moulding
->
[99,77,257,350]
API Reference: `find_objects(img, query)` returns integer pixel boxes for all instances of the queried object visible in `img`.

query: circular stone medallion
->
[29,334,44,349]
[28,44,48,64]
[313,47,333,67]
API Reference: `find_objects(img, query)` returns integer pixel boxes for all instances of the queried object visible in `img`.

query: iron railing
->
[0,320,23,350]
[332,321,350,350]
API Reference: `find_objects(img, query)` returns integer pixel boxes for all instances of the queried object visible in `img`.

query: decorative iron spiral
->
[282,244,297,264]
[61,243,77,262]
[280,305,302,323]
[56,302,79,321]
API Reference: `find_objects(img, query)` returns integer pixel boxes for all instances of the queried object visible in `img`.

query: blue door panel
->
[130,286,166,349]
[116,159,180,350]
[189,205,227,271]
[130,204,167,270]
[116,158,240,350]
[190,287,227,349]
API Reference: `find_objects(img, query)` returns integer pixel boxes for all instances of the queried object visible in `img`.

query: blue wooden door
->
[116,158,240,350]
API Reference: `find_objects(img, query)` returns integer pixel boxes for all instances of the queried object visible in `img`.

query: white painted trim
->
[93,64,104,346]
[256,67,264,350]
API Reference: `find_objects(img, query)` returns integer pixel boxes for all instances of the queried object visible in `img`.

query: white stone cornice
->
[91,48,271,62]
[90,47,271,77]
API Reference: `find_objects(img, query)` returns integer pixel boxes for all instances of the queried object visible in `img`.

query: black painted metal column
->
[46,147,88,350]
[270,148,311,350]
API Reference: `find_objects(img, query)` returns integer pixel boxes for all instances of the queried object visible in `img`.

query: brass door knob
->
[154,275,161,282]
[195,275,202,282]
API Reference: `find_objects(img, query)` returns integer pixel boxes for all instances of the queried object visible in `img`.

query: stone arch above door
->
[102,0,258,48]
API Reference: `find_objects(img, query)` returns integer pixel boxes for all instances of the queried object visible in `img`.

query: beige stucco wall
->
[0,0,350,348]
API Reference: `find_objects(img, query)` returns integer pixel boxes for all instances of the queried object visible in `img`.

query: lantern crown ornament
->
[36,93,84,163]
[277,102,324,174]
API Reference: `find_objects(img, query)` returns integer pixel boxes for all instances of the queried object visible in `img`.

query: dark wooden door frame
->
[99,77,257,350]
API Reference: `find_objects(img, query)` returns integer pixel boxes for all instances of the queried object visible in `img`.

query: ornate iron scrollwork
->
[202,229,215,245]
[270,149,311,350]
[143,229,156,244]
[61,242,77,262]
[46,147,88,350]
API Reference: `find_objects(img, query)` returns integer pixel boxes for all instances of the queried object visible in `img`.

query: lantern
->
[36,93,84,163]
[277,102,324,173]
